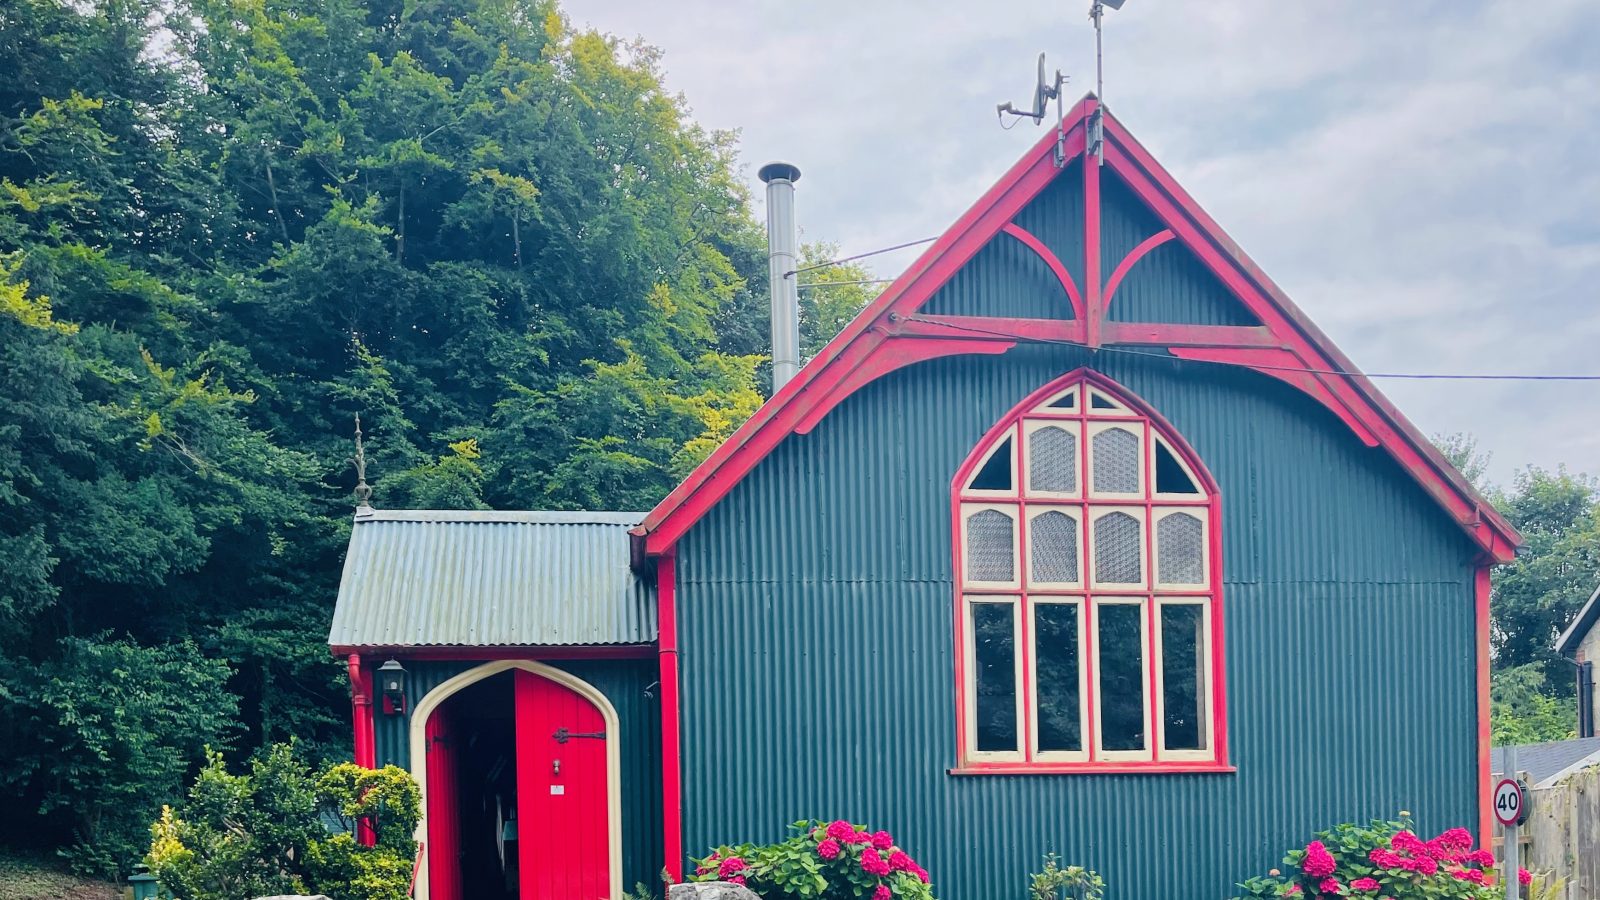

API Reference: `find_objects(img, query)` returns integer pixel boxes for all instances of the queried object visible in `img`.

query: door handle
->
[552,727,606,743]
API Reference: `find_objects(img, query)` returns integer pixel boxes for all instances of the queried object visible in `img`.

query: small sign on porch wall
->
[550,785,565,795]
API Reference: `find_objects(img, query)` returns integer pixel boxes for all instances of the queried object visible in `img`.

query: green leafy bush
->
[1028,853,1104,900]
[146,743,419,900]
[1234,815,1503,899]
[691,819,935,899]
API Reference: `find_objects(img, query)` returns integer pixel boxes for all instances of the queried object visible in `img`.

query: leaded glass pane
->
[1030,511,1079,583]
[1028,426,1078,494]
[1157,513,1205,585]
[1092,427,1140,493]
[966,509,1015,582]
[1093,512,1142,584]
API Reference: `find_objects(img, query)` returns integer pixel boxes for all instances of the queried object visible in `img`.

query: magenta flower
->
[860,849,891,877]
[1519,868,1532,886]
[1302,841,1336,879]
[826,820,854,841]
[872,830,894,850]
[1318,877,1341,895]
[717,856,746,879]
[873,885,891,900]
[888,850,913,872]
[1350,877,1379,892]
[817,838,841,860]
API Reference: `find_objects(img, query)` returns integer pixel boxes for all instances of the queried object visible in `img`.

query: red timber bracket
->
[635,96,1519,563]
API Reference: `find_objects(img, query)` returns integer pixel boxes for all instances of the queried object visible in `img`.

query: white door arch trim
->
[407,659,623,900]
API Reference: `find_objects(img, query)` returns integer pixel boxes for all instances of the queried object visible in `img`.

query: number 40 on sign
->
[1493,777,1529,827]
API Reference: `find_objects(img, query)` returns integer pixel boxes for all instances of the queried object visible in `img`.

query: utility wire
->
[902,315,1600,382]
[797,278,896,289]
[786,237,939,278]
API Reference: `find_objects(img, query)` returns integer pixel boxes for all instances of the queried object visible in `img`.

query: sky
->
[567,0,1600,487]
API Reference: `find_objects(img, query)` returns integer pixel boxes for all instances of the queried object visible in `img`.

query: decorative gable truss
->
[637,96,1519,563]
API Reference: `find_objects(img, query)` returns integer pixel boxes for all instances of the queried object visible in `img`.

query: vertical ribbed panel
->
[371,659,663,889]
[922,233,1072,320]
[675,345,1478,900]
[1099,174,1259,326]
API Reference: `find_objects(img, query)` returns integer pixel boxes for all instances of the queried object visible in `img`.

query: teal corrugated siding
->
[1100,174,1259,327]
[674,345,1479,900]
[372,658,663,888]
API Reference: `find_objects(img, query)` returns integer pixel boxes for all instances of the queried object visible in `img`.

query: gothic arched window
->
[954,371,1228,771]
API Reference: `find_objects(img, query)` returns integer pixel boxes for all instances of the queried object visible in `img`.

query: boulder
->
[667,882,761,900]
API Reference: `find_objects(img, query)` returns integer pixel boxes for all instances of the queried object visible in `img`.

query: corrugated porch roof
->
[328,509,655,649]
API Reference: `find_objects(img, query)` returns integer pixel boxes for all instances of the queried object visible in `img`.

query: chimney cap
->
[758,161,801,184]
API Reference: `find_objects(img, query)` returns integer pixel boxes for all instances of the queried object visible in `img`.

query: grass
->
[0,849,122,900]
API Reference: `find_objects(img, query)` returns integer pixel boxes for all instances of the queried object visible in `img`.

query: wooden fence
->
[1498,766,1600,899]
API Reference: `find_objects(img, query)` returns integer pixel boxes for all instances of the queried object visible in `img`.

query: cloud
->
[567,0,1600,486]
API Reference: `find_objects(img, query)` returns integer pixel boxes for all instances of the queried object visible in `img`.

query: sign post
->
[1493,746,1529,900]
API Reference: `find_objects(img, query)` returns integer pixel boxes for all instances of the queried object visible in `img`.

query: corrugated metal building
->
[332,98,1519,900]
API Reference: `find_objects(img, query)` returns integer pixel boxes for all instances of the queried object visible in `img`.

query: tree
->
[0,0,774,875]
[796,241,881,359]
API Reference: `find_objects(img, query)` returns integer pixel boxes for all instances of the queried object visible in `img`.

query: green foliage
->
[0,638,237,877]
[1490,663,1576,744]
[796,241,879,360]
[1028,853,1104,900]
[0,0,773,873]
[690,819,935,900]
[1233,816,1500,900]
[146,744,419,900]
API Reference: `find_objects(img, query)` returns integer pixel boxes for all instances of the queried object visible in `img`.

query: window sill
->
[949,761,1236,776]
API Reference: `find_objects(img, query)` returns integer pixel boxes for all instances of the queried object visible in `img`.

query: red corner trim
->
[637,97,1518,563]
[1475,565,1492,848]
[1000,223,1084,319]
[658,554,683,882]
[1102,229,1175,312]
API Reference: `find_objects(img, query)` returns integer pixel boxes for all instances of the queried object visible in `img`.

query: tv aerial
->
[996,53,1070,167]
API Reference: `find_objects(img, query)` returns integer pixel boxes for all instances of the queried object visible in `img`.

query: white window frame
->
[1152,507,1210,589]
[1151,433,1206,499]
[1087,421,1147,498]
[964,595,1025,762]
[1154,597,1216,761]
[1026,507,1085,590]
[961,502,1023,590]
[1088,506,1149,591]
[1029,598,1089,762]
[1023,419,1084,499]
[1090,597,1153,761]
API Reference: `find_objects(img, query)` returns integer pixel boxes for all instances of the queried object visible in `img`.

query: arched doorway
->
[409,661,622,900]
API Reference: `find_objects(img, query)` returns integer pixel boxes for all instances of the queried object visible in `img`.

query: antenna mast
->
[1089,0,1126,165]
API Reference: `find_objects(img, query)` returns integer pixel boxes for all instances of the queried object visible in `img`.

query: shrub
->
[1234,815,1503,899]
[1029,853,1105,900]
[690,819,935,900]
[146,743,419,900]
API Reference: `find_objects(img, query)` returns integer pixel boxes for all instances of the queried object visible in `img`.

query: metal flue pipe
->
[758,161,802,391]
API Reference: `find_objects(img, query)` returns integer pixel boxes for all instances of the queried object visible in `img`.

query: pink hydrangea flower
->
[860,849,891,877]
[729,875,746,886]
[717,856,746,879]
[1411,856,1437,876]
[1350,877,1380,892]
[1369,849,1404,870]
[817,838,841,860]
[873,885,891,900]
[1467,849,1496,867]
[888,850,913,872]
[1319,877,1342,894]
[1518,869,1533,886]
[1302,841,1337,879]
[1436,828,1474,851]
[872,830,894,850]
[913,865,930,884]
[826,820,854,841]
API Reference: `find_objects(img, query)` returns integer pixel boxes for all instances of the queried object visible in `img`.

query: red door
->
[425,704,463,900]
[515,668,611,900]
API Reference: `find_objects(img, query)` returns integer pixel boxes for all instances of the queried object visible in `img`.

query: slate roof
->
[1555,583,1600,657]
[1491,736,1600,786]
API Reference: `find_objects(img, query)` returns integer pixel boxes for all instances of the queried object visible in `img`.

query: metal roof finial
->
[352,414,374,515]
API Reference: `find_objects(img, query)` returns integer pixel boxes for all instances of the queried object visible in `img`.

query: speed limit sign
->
[1493,777,1528,827]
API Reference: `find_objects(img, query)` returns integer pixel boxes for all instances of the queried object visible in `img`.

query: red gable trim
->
[635,97,1518,563]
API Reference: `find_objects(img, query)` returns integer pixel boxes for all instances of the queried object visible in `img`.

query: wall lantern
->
[377,659,407,715]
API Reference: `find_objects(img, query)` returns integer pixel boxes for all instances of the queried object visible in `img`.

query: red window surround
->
[950,369,1232,774]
